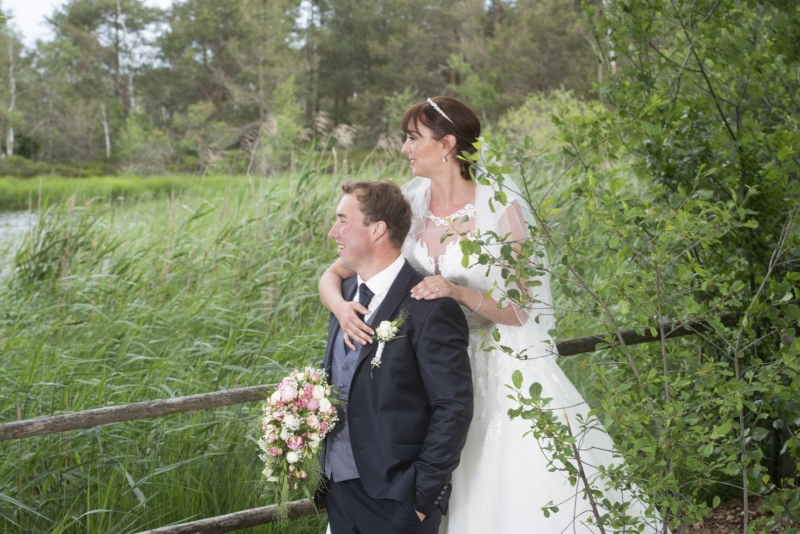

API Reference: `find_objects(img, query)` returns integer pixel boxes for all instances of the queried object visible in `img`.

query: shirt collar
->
[357,254,405,297]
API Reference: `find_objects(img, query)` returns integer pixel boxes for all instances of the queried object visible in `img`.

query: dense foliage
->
[472,0,800,531]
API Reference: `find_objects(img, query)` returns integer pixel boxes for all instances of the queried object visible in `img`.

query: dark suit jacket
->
[319,260,473,517]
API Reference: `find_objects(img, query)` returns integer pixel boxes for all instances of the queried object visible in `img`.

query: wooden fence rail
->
[0,313,741,443]
[2,313,742,534]
[135,499,319,534]
[0,385,271,442]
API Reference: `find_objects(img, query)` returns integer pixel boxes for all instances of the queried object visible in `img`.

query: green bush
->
[0,156,116,179]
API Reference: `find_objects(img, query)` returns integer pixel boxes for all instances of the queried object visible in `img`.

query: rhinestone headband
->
[427,98,454,124]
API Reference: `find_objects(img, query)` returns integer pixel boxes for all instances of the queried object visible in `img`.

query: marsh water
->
[0,210,36,280]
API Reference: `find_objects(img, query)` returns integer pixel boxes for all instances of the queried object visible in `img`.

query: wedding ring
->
[435,286,440,292]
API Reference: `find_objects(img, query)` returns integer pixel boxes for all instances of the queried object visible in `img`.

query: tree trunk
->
[117,0,135,115]
[43,74,53,161]
[114,3,123,116]
[100,102,111,160]
[6,39,15,157]
[258,0,267,123]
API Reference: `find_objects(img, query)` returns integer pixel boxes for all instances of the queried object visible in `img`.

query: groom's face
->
[330,193,373,273]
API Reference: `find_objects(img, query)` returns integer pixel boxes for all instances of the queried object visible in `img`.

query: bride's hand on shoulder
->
[411,275,464,303]
[333,299,374,350]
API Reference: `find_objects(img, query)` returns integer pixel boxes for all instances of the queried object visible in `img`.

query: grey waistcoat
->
[324,328,364,482]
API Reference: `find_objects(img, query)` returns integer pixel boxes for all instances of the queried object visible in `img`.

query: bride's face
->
[401,121,445,178]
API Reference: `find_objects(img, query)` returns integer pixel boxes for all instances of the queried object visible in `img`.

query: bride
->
[319,96,664,533]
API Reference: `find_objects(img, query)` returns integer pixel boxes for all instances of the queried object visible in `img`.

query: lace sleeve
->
[473,147,557,360]
[494,199,555,330]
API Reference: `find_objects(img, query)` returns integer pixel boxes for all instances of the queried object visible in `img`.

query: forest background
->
[0,0,597,176]
[0,1,799,534]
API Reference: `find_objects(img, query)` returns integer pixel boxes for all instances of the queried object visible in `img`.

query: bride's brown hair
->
[401,96,481,180]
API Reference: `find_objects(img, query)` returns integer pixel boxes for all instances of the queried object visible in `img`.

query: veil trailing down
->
[398,140,667,533]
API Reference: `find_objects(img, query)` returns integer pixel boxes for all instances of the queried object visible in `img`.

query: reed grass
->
[0,157,406,533]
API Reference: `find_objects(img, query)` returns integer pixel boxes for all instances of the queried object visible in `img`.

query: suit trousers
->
[327,478,442,534]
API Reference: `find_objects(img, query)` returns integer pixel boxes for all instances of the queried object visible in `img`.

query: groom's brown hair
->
[342,181,412,250]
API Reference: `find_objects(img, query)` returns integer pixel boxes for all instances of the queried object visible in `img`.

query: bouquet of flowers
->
[257,367,338,519]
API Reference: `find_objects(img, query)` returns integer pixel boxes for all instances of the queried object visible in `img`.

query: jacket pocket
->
[379,341,412,360]
[394,443,424,460]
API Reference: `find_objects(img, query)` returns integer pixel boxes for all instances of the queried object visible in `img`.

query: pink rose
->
[287,436,304,450]
[269,447,283,456]
[267,432,277,443]
[279,380,298,402]
[319,421,328,433]
[306,398,320,412]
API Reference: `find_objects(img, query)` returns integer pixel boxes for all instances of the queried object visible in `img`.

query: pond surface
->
[0,210,37,281]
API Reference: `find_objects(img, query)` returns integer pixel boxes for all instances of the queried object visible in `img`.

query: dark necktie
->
[345,283,374,354]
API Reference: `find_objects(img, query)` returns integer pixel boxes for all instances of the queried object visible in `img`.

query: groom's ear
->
[371,220,388,241]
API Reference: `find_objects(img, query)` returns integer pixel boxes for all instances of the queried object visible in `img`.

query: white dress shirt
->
[356,254,405,324]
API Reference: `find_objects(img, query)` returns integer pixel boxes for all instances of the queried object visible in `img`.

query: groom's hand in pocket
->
[416,510,425,522]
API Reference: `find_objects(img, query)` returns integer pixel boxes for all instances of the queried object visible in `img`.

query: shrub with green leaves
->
[473,1,800,530]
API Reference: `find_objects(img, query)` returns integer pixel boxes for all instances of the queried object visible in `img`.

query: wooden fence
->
[0,313,741,533]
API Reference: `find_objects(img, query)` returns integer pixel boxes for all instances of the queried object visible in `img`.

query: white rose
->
[286,451,300,464]
[270,390,281,403]
[283,413,297,428]
[376,321,393,339]
[319,398,332,412]
[307,432,321,448]
[312,385,326,399]
[306,414,320,430]
[295,372,305,382]
[262,467,279,482]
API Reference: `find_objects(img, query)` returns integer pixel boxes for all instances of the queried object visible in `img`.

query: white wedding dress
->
[398,176,665,534]
[324,171,665,533]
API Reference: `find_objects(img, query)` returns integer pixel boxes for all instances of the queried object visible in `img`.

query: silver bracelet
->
[471,289,484,313]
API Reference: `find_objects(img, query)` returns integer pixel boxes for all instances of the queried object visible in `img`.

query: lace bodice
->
[402,202,493,332]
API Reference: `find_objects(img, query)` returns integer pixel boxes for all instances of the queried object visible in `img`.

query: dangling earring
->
[441,153,447,163]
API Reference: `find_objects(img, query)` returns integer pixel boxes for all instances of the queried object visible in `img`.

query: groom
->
[318,180,473,534]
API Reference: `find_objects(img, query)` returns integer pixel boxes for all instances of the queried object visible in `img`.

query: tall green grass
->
[0,164,408,532]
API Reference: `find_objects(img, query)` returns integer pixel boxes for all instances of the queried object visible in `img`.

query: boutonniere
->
[371,309,408,378]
